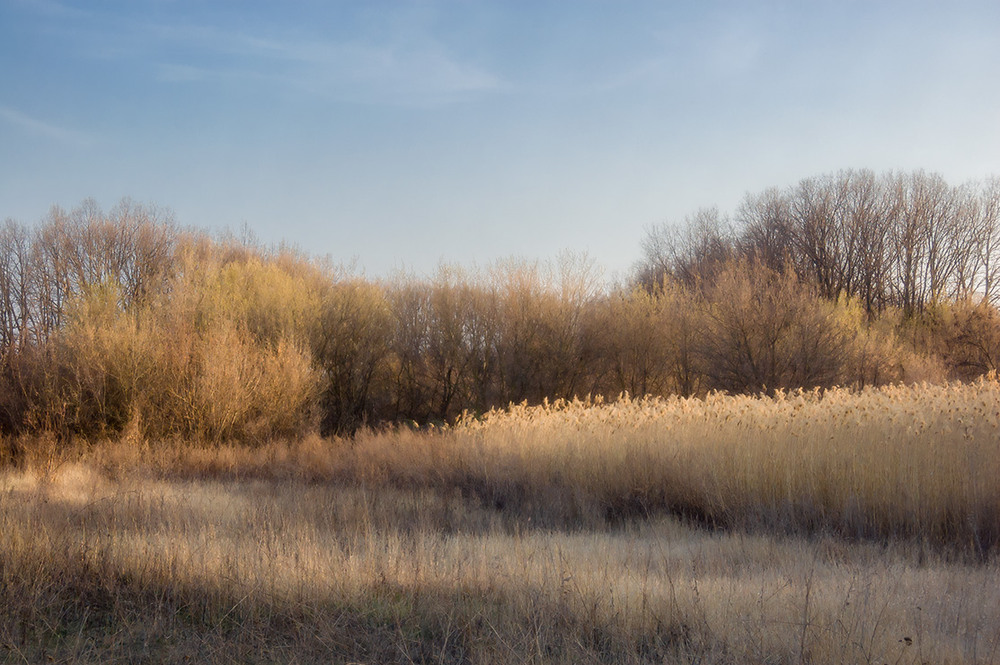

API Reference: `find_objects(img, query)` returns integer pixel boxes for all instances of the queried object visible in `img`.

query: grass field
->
[2,380,1000,663]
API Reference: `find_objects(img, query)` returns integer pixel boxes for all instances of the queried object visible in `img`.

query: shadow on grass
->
[0,539,706,665]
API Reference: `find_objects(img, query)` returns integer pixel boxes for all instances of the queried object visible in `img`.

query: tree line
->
[638,169,1000,316]
[2,170,1000,443]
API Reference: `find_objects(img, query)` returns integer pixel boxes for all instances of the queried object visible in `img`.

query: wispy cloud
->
[148,18,505,106]
[22,5,488,105]
[285,40,504,105]
[0,104,94,147]
[14,2,506,107]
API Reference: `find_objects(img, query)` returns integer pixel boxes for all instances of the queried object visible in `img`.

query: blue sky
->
[3,1,1000,278]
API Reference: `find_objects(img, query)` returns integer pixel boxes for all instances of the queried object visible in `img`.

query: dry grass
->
[442,380,1000,553]
[83,378,1000,552]
[2,380,1000,663]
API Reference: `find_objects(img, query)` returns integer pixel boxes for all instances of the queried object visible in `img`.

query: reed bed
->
[3,380,999,662]
[442,379,1000,553]
[83,378,1000,554]
[1,465,999,664]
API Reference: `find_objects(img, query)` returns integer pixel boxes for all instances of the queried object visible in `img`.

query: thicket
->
[3,169,1000,442]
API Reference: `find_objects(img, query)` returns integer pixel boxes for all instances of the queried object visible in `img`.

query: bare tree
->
[313,279,394,434]
[637,208,734,290]
[699,260,847,393]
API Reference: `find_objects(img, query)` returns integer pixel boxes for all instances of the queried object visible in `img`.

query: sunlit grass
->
[2,467,999,664]
[3,380,1000,662]
[87,378,1000,552]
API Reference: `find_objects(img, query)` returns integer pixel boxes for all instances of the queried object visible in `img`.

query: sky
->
[2,0,1000,279]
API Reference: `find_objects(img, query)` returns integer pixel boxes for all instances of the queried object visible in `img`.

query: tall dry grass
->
[437,379,1000,553]
[86,379,1000,555]
[2,464,999,664]
[4,381,999,662]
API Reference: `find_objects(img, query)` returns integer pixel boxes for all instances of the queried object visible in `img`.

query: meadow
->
[2,380,999,664]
